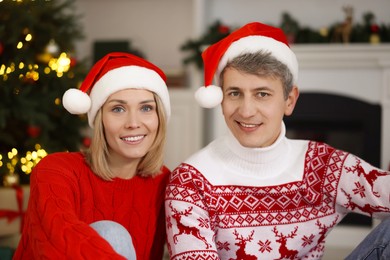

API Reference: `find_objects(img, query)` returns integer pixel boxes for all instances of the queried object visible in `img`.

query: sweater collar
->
[209,122,291,181]
[187,122,308,185]
[225,122,287,164]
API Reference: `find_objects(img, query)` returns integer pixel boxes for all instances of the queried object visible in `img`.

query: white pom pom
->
[62,88,91,114]
[195,85,223,108]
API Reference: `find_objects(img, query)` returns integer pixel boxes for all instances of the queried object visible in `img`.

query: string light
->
[0,145,47,175]
[6,148,18,174]
[1,32,73,81]
[48,52,71,77]
[25,34,32,42]
[1,53,72,81]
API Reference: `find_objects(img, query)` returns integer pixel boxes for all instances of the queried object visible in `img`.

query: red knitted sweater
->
[13,152,170,260]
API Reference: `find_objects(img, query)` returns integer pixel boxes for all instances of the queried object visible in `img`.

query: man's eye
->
[228,91,240,97]
[257,92,269,98]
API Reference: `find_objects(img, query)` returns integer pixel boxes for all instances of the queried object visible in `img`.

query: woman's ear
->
[284,86,299,116]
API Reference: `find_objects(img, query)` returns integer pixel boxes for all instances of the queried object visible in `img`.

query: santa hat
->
[62,52,170,127]
[195,22,298,108]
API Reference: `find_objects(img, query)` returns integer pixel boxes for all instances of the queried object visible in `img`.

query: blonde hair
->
[84,93,167,180]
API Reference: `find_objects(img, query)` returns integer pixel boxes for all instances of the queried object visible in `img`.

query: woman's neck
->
[108,156,140,179]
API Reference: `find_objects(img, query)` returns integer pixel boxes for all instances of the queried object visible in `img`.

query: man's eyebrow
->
[224,86,272,91]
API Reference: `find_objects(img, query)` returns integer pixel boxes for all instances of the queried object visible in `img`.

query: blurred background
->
[1,0,390,259]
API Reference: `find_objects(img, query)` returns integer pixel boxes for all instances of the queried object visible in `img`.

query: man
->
[165,22,390,260]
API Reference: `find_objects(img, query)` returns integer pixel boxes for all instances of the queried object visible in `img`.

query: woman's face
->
[102,88,159,165]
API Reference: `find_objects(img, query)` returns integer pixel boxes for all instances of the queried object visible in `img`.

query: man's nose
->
[238,97,256,118]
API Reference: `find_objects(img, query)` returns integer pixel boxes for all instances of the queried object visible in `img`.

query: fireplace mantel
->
[291,44,390,170]
[292,44,390,69]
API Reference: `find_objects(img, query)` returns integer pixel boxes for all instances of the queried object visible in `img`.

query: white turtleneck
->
[185,123,308,186]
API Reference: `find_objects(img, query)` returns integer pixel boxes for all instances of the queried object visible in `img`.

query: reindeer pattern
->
[341,189,390,216]
[229,230,257,260]
[315,216,339,244]
[345,158,388,198]
[168,202,211,249]
[272,226,299,260]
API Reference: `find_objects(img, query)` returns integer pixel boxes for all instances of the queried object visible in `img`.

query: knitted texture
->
[165,133,390,259]
[14,152,169,260]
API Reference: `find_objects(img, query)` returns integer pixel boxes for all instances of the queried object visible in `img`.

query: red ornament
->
[70,57,77,67]
[27,125,41,138]
[23,77,36,84]
[0,42,3,56]
[82,137,91,148]
[218,25,230,34]
[370,24,379,33]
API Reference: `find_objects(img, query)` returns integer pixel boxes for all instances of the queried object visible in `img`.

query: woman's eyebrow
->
[106,99,156,104]
[140,99,156,104]
[106,99,127,104]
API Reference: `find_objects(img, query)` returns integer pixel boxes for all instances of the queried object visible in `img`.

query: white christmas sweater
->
[165,124,390,260]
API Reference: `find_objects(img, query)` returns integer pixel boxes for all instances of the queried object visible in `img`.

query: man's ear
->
[285,86,299,116]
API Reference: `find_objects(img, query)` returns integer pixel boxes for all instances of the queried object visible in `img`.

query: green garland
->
[281,12,390,44]
[181,13,390,69]
[181,21,231,69]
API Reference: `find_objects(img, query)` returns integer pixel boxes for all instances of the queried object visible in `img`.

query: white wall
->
[74,0,193,70]
[74,0,390,71]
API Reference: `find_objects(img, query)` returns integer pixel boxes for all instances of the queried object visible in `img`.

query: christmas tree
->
[0,0,88,184]
[181,20,231,69]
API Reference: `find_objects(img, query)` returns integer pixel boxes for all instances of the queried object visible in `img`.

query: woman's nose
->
[125,111,141,128]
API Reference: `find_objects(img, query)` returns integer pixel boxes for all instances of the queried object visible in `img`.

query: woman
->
[14,52,171,259]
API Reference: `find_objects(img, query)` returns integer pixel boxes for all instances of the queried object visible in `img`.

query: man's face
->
[221,68,298,148]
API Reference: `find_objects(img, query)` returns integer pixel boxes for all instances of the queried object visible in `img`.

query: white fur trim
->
[216,35,298,85]
[62,88,91,114]
[88,66,170,127]
[195,85,223,108]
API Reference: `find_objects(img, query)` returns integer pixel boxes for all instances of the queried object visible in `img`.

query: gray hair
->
[219,51,294,99]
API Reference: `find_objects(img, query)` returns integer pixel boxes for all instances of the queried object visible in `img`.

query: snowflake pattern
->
[216,241,230,251]
[353,182,366,198]
[258,239,272,253]
[301,234,315,247]
[198,217,210,228]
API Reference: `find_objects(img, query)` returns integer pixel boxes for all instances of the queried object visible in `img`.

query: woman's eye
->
[112,106,125,113]
[141,105,154,112]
